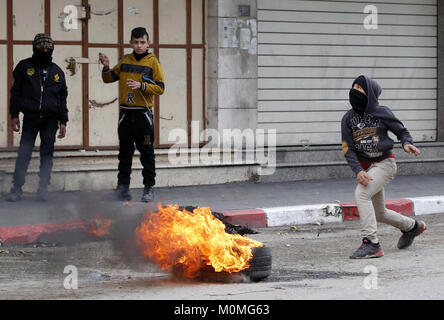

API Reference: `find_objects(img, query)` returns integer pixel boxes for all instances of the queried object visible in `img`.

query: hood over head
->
[349,75,382,115]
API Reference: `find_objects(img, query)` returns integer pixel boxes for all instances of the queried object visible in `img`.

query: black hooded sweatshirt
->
[341,75,414,175]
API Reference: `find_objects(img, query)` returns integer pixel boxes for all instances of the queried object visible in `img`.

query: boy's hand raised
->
[403,144,420,156]
[99,53,110,70]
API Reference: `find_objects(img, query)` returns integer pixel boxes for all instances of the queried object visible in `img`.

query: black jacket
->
[10,58,68,125]
[341,75,414,174]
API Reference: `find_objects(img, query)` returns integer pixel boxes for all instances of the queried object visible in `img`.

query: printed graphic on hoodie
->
[350,113,382,158]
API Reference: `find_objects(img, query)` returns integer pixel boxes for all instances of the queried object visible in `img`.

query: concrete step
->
[274,142,444,164]
[259,158,444,183]
[1,162,259,193]
[0,148,238,167]
[0,149,260,193]
[2,142,443,191]
[259,142,444,183]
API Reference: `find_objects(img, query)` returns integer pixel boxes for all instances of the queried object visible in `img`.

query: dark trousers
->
[13,115,59,189]
[117,110,155,187]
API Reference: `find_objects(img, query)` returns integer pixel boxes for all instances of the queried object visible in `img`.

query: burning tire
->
[136,204,270,282]
[195,246,272,283]
[243,246,272,282]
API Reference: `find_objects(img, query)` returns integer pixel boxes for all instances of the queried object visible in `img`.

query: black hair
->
[131,27,149,41]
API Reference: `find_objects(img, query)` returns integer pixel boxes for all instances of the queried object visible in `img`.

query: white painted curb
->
[262,203,343,227]
[259,195,444,227]
[409,195,444,216]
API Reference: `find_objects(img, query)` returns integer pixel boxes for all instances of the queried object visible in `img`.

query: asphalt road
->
[0,212,443,301]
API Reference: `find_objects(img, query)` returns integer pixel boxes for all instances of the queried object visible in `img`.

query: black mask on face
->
[32,47,53,67]
[349,89,368,115]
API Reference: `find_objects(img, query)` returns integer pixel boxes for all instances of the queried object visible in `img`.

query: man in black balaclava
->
[7,33,68,202]
[341,75,426,259]
[32,33,54,67]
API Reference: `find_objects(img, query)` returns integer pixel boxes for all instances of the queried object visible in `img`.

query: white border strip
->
[409,195,444,216]
[262,203,343,227]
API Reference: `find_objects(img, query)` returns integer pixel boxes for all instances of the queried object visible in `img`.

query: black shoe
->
[350,238,384,259]
[6,186,22,202]
[35,187,49,202]
[397,220,426,249]
[116,184,131,201]
[141,186,154,203]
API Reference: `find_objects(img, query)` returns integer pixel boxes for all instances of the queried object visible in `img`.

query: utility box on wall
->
[239,5,251,17]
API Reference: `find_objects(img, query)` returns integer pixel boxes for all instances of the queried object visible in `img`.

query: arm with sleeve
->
[102,60,121,83]
[58,71,69,125]
[9,62,25,119]
[140,58,165,96]
[381,107,414,147]
[341,113,364,175]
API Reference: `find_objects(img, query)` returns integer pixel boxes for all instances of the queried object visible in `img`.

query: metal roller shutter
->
[257,0,438,146]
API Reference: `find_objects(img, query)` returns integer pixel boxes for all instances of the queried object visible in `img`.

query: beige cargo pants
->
[355,157,415,244]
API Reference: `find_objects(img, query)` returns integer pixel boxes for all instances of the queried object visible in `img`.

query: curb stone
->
[1,195,443,245]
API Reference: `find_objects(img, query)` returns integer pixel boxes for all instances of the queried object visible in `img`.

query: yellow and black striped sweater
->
[102,52,165,110]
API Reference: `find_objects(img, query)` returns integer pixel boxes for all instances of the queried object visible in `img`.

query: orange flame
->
[135,204,263,279]
[83,216,113,237]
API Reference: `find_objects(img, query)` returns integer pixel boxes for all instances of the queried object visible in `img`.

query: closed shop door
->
[1,0,206,150]
[257,0,437,146]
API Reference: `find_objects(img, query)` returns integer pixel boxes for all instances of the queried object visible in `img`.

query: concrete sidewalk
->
[1,174,444,245]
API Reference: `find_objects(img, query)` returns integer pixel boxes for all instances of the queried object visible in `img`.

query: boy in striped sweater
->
[99,27,165,202]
